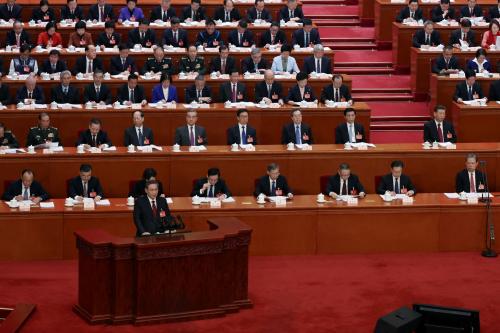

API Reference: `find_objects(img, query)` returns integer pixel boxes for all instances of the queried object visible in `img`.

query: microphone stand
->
[479,161,497,258]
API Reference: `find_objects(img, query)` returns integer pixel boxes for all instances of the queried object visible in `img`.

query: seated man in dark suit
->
[0,0,22,21]
[185,74,213,103]
[450,18,475,47]
[0,122,18,147]
[124,110,154,146]
[255,69,284,104]
[127,19,156,47]
[6,20,30,47]
[460,0,482,18]
[174,110,207,146]
[117,73,147,105]
[412,20,442,48]
[195,19,224,48]
[292,18,321,47]
[15,75,45,104]
[304,44,332,74]
[51,70,81,104]
[286,71,317,105]
[110,44,137,74]
[60,0,83,21]
[423,104,457,143]
[335,108,366,144]
[488,0,500,21]
[376,160,416,196]
[254,163,293,198]
[213,0,240,22]
[72,45,104,75]
[324,163,366,198]
[321,74,352,104]
[453,69,484,103]
[228,19,255,47]
[1,169,49,203]
[246,0,271,22]
[396,0,424,23]
[39,49,67,74]
[191,167,232,198]
[82,70,112,105]
[241,47,269,73]
[150,0,176,22]
[181,0,206,22]
[209,45,237,74]
[68,164,105,201]
[488,79,500,100]
[260,21,287,48]
[279,0,304,23]
[220,71,247,102]
[129,168,165,198]
[281,109,313,144]
[76,118,112,148]
[431,0,456,22]
[162,17,189,47]
[226,109,257,145]
[133,180,172,236]
[432,45,461,75]
[455,153,486,193]
[87,0,114,21]
[96,21,121,48]
[0,75,9,104]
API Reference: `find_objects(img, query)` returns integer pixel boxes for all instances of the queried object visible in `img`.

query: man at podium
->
[133,180,172,236]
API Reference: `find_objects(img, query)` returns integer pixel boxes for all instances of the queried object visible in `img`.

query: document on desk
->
[95,199,111,206]
[40,202,55,208]
[444,193,460,199]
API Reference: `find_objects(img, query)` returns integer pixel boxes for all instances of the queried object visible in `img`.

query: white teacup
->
[172,143,180,152]
[257,194,266,203]
[127,144,135,152]
[317,193,325,202]
[27,145,35,153]
[127,196,135,205]
[287,142,295,150]
[231,143,239,151]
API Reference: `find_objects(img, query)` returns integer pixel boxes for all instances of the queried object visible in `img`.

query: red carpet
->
[319,26,374,39]
[2,253,500,333]
[351,75,410,90]
[334,50,392,64]
[367,102,430,118]
[370,130,423,143]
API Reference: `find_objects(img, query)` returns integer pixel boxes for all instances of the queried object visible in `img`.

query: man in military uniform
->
[179,45,206,74]
[26,112,61,148]
[141,46,174,75]
[0,122,19,148]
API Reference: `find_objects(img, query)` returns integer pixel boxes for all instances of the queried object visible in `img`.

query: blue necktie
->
[295,125,301,144]
[395,178,400,194]
[208,185,214,197]
[271,181,276,196]
[241,126,247,144]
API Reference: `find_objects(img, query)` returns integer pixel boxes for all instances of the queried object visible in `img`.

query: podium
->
[73,217,253,325]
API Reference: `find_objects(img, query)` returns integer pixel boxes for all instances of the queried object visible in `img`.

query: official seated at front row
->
[324,163,366,198]
[174,110,208,146]
[133,180,172,236]
[254,163,293,198]
[1,169,49,203]
[455,153,486,193]
[76,118,112,148]
[124,110,154,146]
[376,160,416,196]
[226,109,257,145]
[334,108,365,144]
[423,105,457,143]
[281,109,314,144]
[68,164,105,201]
[191,167,232,198]
[129,167,165,198]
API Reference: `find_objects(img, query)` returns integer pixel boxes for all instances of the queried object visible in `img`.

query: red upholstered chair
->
[129,180,137,196]
[374,176,383,192]
[319,175,330,194]
[3,180,15,193]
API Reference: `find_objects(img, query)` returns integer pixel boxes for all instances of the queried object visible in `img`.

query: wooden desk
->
[2,74,346,104]
[429,73,496,114]
[450,102,500,142]
[374,0,496,47]
[0,194,498,259]
[0,144,498,199]
[0,103,370,146]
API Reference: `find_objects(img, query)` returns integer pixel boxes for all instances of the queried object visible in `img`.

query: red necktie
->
[470,173,475,193]
[151,200,157,216]
[437,123,444,142]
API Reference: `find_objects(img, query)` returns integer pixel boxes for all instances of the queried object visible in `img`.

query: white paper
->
[444,193,460,198]
[166,197,173,204]
[222,197,236,203]
[39,202,55,208]
[102,146,117,151]
[95,199,111,206]
[267,196,289,202]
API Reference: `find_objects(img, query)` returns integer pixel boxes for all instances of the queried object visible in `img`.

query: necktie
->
[83,182,88,197]
[92,134,97,146]
[174,31,178,43]
[130,89,134,102]
[426,34,430,45]
[295,125,301,144]
[23,187,29,200]
[163,10,168,21]
[468,86,472,100]
[437,123,444,142]
[189,126,195,146]
[470,7,473,16]
[349,124,355,142]
[138,128,143,145]
[395,178,400,194]
[121,58,126,68]
[221,59,225,74]
[95,86,100,97]
[239,33,242,45]
[87,60,92,73]
[16,34,20,46]
[208,185,214,197]
[63,86,68,94]
[232,84,237,102]
[445,59,449,69]
[470,173,475,192]
[290,10,293,18]
[268,84,272,98]
[192,10,196,20]
[28,91,32,99]
[341,180,347,195]
[462,32,466,41]
[225,11,230,21]
[140,32,144,40]
[316,59,321,73]
[271,33,275,44]
[241,125,247,144]
[52,63,56,71]
[197,90,202,99]
[257,11,261,20]
[271,181,276,195]
[334,88,338,102]
[99,6,104,21]
[151,200,157,216]
[305,32,310,47]
[410,11,414,19]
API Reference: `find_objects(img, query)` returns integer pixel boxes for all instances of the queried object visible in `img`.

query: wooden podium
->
[73,217,253,325]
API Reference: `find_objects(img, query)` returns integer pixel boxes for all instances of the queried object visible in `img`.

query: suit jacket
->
[228,29,255,47]
[0,3,22,21]
[213,7,241,21]
[412,29,442,48]
[432,55,460,74]
[209,56,237,73]
[50,84,81,104]
[174,125,207,146]
[395,7,424,22]
[286,84,316,103]
[68,32,93,47]
[68,176,104,198]
[39,59,67,74]
[162,28,189,47]
[83,83,112,104]
[130,179,164,198]
[124,126,154,146]
[453,81,484,101]
[292,28,321,47]
[254,175,292,197]
[271,55,299,73]
[488,79,500,100]
[254,80,283,102]
[117,83,145,103]
[180,5,206,21]
[195,30,224,47]
[72,56,104,75]
[87,4,114,21]
[60,5,83,21]
[149,6,176,21]
[226,124,257,145]
[241,57,269,73]
[76,129,112,147]
[335,122,365,144]
[128,28,156,47]
[460,5,482,18]
[191,178,232,197]
[467,59,492,73]
[488,5,500,20]
[281,122,314,144]
[320,84,351,103]
[110,55,137,74]
[423,120,457,143]
[6,30,30,47]
[377,174,416,194]
[259,30,287,47]
[96,32,121,47]
[456,169,486,193]
[0,84,10,104]
[133,195,172,236]
[304,56,332,74]
[325,174,365,195]
[279,6,304,22]
[219,81,247,102]
[2,179,49,201]
[246,7,272,22]
[431,5,456,22]
[185,85,212,103]
[151,84,178,103]
[450,29,476,46]
[32,8,55,22]
[15,86,45,104]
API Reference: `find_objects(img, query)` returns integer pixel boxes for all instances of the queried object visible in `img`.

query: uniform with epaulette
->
[142,57,175,75]
[179,56,206,74]
[26,126,61,147]
[0,131,19,148]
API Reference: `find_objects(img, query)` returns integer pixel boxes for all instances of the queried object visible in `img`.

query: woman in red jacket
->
[36,21,63,48]
[481,19,500,49]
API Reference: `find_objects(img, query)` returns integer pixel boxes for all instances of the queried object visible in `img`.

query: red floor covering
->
[370,130,423,143]
[1,253,500,333]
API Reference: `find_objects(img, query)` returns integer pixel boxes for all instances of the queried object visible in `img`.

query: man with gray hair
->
[304,44,332,74]
[15,75,45,104]
[174,109,208,146]
[455,153,486,193]
[412,20,442,48]
[51,70,81,104]
[241,47,269,73]
[254,162,293,198]
[186,74,212,103]
[255,69,284,104]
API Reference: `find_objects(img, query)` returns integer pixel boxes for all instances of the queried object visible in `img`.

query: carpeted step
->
[314,19,361,26]
[337,67,394,74]
[319,26,375,39]
[370,130,423,143]
[334,50,392,63]
[367,101,430,118]
[326,42,378,50]
[302,0,358,5]
[303,5,359,17]
[352,93,414,101]
[370,121,425,130]
[350,74,410,90]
